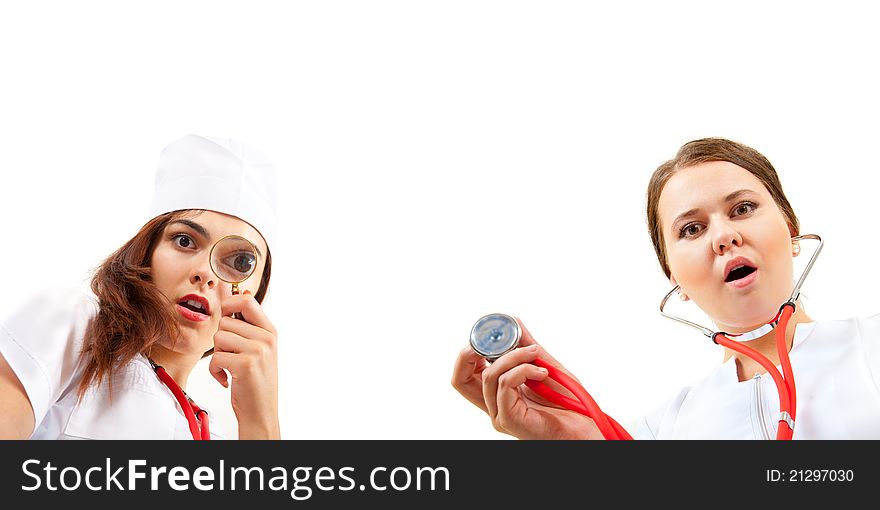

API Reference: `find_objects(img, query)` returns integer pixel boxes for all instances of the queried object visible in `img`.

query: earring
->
[792,243,801,256]
[679,292,689,301]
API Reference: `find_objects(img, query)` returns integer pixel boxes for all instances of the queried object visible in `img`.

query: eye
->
[679,223,704,239]
[221,251,257,277]
[732,201,757,216]
[172,233,196,249]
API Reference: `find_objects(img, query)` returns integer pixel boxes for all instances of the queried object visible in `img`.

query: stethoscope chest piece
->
[470,313,521,361]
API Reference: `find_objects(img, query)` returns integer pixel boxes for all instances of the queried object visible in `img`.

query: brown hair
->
[77,210,272,398]
[646,138,800,279]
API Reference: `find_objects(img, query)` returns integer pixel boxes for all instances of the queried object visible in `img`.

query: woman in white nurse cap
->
[0,134,280,439]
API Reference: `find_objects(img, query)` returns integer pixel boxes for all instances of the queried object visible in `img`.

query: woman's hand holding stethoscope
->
[457,236,822,441]
[453,318,605,440]
[209,290,281,439]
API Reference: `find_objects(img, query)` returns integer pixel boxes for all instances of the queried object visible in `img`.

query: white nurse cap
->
[148,134,278,251]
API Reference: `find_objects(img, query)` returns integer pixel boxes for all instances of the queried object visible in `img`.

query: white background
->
[1,1,878,439]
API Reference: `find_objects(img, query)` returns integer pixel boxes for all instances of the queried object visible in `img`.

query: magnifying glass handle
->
[231,284,243,321]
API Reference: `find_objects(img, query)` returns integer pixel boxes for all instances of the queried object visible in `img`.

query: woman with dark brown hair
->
[452,138,880,439]
[0,134,281,439]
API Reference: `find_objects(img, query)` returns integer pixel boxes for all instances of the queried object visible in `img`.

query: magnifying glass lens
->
[209,236,258,284]
[470,313,521,360]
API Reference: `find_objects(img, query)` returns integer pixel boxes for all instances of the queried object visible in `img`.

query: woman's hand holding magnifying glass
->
[209,290,281,440]
[452,318,604,440]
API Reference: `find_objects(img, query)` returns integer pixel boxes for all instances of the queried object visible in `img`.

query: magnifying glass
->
[209,235,259,320]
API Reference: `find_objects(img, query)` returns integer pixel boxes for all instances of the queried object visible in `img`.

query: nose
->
[189,256,216,289]
[711,218,743,256]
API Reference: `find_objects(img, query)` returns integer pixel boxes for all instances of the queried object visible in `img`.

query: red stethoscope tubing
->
[523,303,797,441]
[154,365,211,440]
[712,303,796,440]
[525,358,632,440]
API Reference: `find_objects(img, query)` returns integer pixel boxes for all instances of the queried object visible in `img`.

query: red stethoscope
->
[149,358,211,440]
[470,234,822,441]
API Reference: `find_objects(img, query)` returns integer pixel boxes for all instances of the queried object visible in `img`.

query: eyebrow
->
[171,219,210,240]
[169,219,264,259]
[669,189,757,232]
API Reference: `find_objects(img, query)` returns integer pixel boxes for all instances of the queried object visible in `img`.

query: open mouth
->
[177,295,211,317]
[724,264,757,283]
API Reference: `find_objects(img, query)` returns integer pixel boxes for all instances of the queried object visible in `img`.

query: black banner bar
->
[1,441,872,506]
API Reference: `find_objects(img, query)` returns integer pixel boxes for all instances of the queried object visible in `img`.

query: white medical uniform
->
[0,287,225,440]
[635,314,880,439]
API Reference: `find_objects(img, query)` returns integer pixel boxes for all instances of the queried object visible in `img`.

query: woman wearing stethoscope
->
[0,134,280,440]
[452,137,880,440]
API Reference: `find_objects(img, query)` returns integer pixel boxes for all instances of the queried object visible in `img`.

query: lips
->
[723,256,758,283]
[177,294,211,322]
